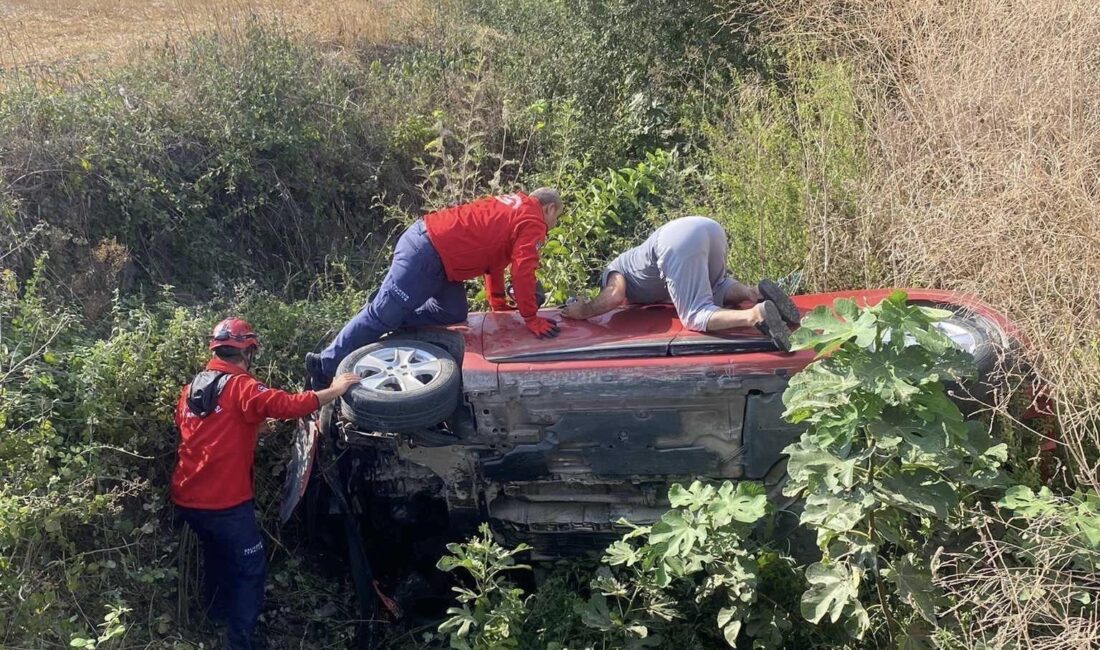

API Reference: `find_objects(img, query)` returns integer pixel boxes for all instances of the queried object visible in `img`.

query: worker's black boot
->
[305,353,330,390]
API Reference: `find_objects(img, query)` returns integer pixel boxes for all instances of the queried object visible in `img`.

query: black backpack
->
[185,371,232,418]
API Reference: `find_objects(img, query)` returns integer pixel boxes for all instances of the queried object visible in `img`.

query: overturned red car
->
[282,288,1017,585]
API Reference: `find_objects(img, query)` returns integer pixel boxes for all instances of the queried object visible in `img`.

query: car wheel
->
[337,339,460,432]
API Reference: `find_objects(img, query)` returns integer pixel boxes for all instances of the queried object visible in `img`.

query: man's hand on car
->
[525,316,560,338]
[314,372,364,406]
[560,296,590,320]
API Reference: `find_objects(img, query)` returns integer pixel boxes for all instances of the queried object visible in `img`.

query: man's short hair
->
[529,187,562,210]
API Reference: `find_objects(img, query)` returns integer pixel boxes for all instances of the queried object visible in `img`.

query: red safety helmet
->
[209,317,260,351]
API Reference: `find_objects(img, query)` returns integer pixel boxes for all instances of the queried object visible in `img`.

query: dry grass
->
[934,507,1100,650]
[748,3,1100,645]
[756,0,1100,493]
[0,0,428,74]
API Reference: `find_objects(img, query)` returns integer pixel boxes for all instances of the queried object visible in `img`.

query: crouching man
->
[171,318,360,649]
[561,216,799,350]
[307,188,565,389]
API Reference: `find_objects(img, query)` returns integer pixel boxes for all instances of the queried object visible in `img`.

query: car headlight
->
[934,318,982,355]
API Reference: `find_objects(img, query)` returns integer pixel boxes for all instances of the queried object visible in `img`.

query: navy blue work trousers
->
[318,220,468,376]
[177,500,266,650]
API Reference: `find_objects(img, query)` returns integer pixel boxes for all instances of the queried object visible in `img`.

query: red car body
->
[284,288,1017,559]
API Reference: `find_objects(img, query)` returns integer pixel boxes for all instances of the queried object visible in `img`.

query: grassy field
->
[0,0,424,72]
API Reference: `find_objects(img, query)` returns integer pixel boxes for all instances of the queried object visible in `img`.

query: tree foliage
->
[781,291,1008,642]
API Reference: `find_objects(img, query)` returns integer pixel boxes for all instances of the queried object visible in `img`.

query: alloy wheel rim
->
[353,346,443,393]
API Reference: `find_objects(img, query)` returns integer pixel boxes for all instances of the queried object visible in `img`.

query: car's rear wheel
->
[337,339,460,432]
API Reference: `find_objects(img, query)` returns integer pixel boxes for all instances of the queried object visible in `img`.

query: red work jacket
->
[424,193,548,318]
[170,357,319,510]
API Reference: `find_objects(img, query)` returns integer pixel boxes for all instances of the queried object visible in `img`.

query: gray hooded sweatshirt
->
[601,216,735,332]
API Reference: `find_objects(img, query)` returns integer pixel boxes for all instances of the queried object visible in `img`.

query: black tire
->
[337,339,460,432]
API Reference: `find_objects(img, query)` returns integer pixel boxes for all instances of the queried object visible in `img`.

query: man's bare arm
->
[561,272,627,320]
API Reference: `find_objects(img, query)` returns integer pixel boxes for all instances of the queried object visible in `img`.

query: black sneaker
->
[758,279,800,326]
[755,300,793,352]
[305,352,331,390]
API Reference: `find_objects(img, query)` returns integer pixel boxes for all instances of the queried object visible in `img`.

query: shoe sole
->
[756,300,792,352]
[758,279,800,326]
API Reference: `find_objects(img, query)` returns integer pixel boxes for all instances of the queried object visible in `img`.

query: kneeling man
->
[308,189,564,388]
[561,216,797,350]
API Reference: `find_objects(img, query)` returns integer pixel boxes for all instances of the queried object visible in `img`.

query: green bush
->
[456,0,758,169]
[1,22,404,298]
[436,523,533,650]
[697,59,868,289]
[0,257,372,647]
[781,292,1008,644]
[538,149,682,303]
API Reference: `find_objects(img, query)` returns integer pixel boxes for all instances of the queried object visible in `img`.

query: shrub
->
[578,480,783,648]
[454,0,757,170]
[538,149,681,303]
[0,259,370,647]
[781,291,1008,643]
[1,21,401,298]
[436,523,533,650]
[697,58,869,289]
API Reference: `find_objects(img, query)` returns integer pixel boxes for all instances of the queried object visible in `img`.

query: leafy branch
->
[781,291,1008,642]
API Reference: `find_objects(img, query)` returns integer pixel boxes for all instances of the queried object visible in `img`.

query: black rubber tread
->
[755,301,792,352]
[758,279,800,326]
[336,340,460,433]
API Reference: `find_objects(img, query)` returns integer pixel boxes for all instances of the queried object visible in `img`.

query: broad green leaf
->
[576,592,615,632]
[998,485,1056,517]
[897,619,935,650]
[916,306,954,321]
[708,481,768,527]
[717,607,742,647]
[888,554,937,622]
[873,508,910,547]
[1074,493,1100,548]
[792,300,878,355]
[878,468,956,519]
[868,410,949,457]
[743,607,791,650]
[603,541,640,567]
[649,511,703,558]
[783,439,859,494]
[829,533,877,570]
[801,491,874,537]
[800,561,862,625]
[668,481,715,511]
[782,363,861,424]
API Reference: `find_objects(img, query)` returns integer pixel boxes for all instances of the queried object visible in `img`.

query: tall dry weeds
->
[747,1,1100,646]
[754,0,1100,491]
[934,506,1100,650]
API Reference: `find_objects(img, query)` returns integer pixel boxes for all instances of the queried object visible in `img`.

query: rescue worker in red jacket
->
[171,318,360,650]
[307,188,564,388]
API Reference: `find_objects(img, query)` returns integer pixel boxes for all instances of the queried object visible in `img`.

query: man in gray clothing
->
[561,216,798,350]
